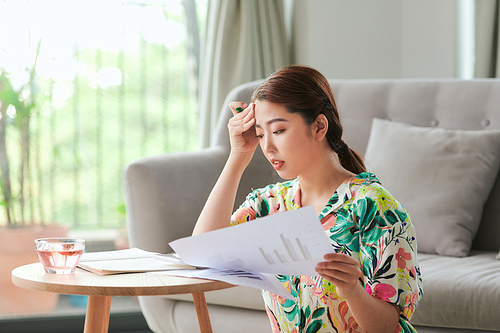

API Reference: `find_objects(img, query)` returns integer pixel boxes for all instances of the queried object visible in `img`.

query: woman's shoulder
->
[234,179,299,222]
[245,178,299,200]
[351,172,390,193]
[351,171,380,186]
[350,172,409,219]
[350,172,403,205]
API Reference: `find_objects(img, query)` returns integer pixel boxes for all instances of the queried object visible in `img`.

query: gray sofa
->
[125,79,500,333]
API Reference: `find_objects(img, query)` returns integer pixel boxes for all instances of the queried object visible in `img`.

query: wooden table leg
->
[84,295,112,333]
[192,292,213,333]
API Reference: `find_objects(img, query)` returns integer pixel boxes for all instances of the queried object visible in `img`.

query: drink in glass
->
[35,238,85,274]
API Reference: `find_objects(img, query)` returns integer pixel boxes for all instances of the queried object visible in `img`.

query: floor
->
[0,295,153,332]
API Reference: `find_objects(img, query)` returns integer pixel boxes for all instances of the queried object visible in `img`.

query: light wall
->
[291,0,459,79]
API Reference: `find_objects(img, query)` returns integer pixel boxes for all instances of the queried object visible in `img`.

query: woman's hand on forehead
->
[227,102,259,159]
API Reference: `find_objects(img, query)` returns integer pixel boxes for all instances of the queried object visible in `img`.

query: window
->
[457,0,475,79]
[0,0,206,231]
[0,0,206,324]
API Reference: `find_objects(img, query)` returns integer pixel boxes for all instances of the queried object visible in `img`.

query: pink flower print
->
[279,280,294,297]
[409,266,417,279]
[267,289,290,304]
[301,275,316,285]
[321,213,336,230]
[403,290,419,319]
[265,307,281,333]
[365,283,396,302]
[293,188,302,207]
[302,276,324,299]
[395,248,412,270]
[351,177,364,185]
[270,202,281,215]
[338,301,361,332]
[234,207,256,224]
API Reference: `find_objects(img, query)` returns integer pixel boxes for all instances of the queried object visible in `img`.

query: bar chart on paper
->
[259,234,312,265]
[169,207,334,276]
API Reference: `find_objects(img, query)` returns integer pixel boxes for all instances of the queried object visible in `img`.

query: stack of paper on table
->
[77,247,196,275]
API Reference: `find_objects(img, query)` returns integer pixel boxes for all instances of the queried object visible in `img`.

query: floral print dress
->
[231,172,423,333]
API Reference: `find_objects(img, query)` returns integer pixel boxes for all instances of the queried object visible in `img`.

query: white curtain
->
[475,0,500,77]
[198,0,289,148]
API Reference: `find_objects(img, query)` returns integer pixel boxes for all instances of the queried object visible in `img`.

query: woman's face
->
[254,100,322,180]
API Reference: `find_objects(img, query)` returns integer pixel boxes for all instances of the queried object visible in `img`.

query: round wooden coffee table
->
[12,263,234,333]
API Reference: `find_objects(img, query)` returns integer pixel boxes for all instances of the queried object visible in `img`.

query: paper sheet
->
[153,268,293,299]
[78,258,195,275]
[80,247,156,262]
[169,206,333,276]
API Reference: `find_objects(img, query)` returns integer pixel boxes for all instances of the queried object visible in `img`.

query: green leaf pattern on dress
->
[231,173,423,333]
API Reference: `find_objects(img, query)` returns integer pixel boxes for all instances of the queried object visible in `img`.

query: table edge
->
[12,263,235,296]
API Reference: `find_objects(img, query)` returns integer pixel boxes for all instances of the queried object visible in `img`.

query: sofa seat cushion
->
[411,251,500,331]
[161,285,266,311]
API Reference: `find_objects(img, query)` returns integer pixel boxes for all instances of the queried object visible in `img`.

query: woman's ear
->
[313,114,328,140]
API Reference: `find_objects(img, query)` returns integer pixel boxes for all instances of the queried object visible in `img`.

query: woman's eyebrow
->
[255,118,289,128]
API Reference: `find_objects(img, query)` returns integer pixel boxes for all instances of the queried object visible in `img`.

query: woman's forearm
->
[192,153,250,235]
[346,284,400,333]
[192,102,258,236]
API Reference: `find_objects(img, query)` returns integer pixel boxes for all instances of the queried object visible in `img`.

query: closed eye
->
[255,129,284,138]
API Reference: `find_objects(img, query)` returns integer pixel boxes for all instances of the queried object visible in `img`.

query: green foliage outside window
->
[0,0,205,230]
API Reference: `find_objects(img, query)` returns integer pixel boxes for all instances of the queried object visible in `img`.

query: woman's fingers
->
[228,104,255,133]
[226,103,258,154]
[315,254,364,299]
[241,112,256,131]
[229,102,249,115]
[316,262,360,281]
[228,107,254,132]
[315,253,362,287]
[323,253,359,264]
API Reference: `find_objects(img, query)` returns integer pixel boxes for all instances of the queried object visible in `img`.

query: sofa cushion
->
[161,285,266,311]
[364,118,500,257]
[137,294,271,333]
[411,251,500,331]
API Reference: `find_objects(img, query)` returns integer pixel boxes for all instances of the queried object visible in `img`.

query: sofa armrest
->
[124,147,228,253]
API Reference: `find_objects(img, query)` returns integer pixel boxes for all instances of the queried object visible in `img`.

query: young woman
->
[193,65,422,333]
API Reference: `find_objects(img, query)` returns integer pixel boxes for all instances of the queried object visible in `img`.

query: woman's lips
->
[271,160,284,170]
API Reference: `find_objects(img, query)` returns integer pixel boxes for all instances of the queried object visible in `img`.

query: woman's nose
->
[263,136,276,153]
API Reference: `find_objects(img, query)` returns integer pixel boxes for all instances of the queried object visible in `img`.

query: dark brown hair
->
[252,65,366,174]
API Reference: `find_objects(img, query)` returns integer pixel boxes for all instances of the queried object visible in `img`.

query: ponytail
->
[333,141,366,175]
[322,108,366,174]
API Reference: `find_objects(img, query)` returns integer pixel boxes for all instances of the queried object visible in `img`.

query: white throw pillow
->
[364,118,500,257]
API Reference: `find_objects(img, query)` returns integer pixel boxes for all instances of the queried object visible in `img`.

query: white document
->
[154,268,292,299]
[169,206,333,276]
[77,248,195,275]
[79,247,156,262]
[78,258,195,275]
